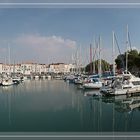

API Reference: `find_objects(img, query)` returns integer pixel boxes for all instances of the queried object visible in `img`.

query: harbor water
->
[0,79,140,132]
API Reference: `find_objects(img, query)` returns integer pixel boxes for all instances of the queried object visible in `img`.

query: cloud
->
[14,34,76,49]
[12,34,77,63]
[131,46,140,52]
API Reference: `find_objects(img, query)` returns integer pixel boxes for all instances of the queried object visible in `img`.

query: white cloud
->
[14,34,76,48]
[131,46,140,52]
[12,34,77,63]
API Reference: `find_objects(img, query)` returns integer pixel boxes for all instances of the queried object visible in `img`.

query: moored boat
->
[2,78,14,86]
[35,75,39,80]
[100,71,140,96]
[47,75,51,80]
[42,75,46,80]
[83,77,103,89]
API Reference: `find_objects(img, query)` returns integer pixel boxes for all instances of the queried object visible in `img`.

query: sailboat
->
[2,45,14,86]
[35,75,39,80]
[2,77,14,86]
[83,37,103,89]
[101,25,140,96]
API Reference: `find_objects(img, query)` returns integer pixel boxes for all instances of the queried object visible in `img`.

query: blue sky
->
[0,0,140,3]
[0,8,140,65]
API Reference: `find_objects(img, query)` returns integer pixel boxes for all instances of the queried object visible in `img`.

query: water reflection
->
[0,86,13,130]
[0,80,91,131]
[83,89,102,97]
[84,90,140,131]
[83,89,140,113]
[102,95,140,113]
[0,80,139,132]
[108,95,140,132]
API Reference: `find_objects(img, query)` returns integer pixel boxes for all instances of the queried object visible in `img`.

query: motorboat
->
[35,75,39,80]
[100,71,140,96]
[2,78,14,86]
[42,75,46,80]
[54,75,62,80]
[47,75,51,80]
[12,76,22,84]
[74,76,83,84]
[83,77,103,89]
[64,75,75,83]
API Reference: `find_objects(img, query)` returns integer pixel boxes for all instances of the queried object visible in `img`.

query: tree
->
[115,49,140,73]
[115,54,125,70]
[85,59,110,74]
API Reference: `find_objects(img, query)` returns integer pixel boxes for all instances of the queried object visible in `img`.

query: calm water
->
[0,79,140,132]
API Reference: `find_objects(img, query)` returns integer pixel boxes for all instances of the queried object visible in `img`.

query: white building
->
[20,62,48,75]
[2,64,11,74]
[0,62,76,75]
[39,64,48,74]
[0,63,3,73]
[21,63,34,75]
[48,63,76,74]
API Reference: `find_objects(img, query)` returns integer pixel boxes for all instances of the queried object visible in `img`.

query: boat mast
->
[71,53,74,74]
[13,60,15,75]
[79,44,82,74]
[8,44,11,65]
[126,25,129,73]
[90,44,92,74]
[112,31,115,76]
[8,43,11,75]
[99,36,102,79]
[93,46,95,74]
[76,48,79,74]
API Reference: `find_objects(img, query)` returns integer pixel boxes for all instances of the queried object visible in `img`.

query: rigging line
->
[114,33,122,55]
[114,33,125,69]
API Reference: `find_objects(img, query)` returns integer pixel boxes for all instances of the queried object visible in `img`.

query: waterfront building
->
[0,63,3,73]
[21,62,34,75]
[49,63,63,73]
[49,63,76,74]
[20,62,49,75]
[39,64,48,74]
[0,62,75,75]
[13,64,22,74]
[2,64,11,74]
[68,63,76,73]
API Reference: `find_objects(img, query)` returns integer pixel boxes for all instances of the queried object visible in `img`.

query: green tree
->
[115,49,140,72]
[85,59,110,74]
[128,50,139,71]
[115,54,125,69]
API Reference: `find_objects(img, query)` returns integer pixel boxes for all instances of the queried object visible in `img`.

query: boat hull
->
[101,87,140,96]
[2,81,14,86]
[83,82,102,89]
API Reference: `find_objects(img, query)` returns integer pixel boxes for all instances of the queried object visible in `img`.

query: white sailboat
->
[47,75,51,80]
[2,77,14,86]
[2,45,14,86]
[42,75,46,80]
[74,76,83,84]
[83,36,103,89]
[83,77,102,89]
[101,25,140,96]
[35,75,39,80]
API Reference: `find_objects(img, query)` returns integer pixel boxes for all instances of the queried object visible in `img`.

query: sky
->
[0,0,140,3]
[0,7,140,65]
